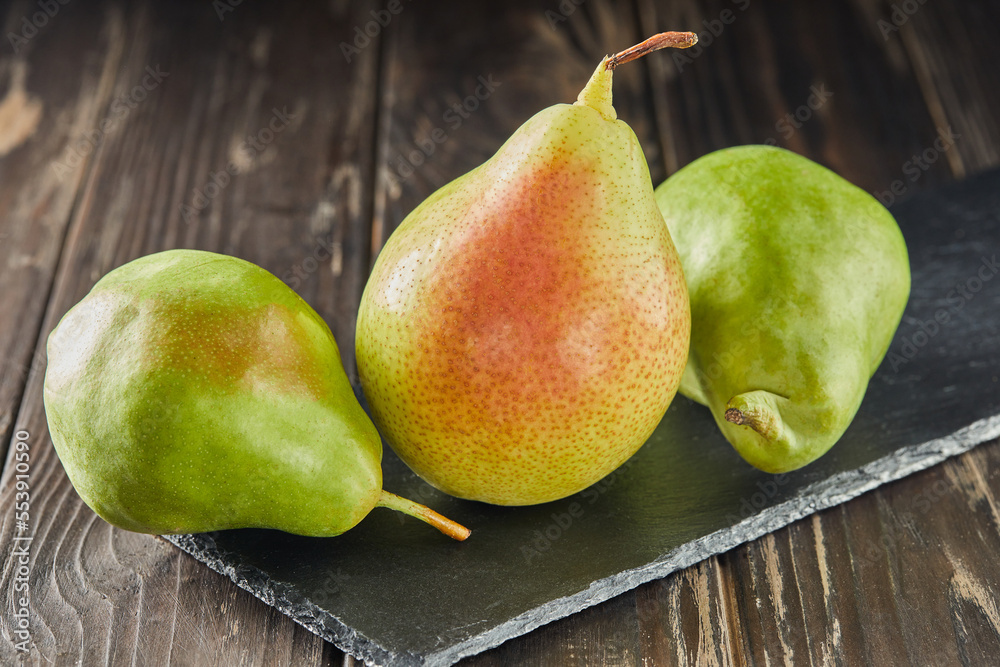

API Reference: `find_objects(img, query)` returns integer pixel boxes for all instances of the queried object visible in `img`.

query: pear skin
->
[356,35,696,505]
[654,146,911,473]
[43,250,469,539]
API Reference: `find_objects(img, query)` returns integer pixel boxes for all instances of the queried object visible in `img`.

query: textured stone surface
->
[167,168,1000,666]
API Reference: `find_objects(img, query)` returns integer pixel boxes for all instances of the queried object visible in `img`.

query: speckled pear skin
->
[654,146,911,473]
[43,249,383,536]
[356,62,690,506]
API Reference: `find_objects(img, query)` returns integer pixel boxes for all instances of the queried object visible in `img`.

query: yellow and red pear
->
[356,34,696,505]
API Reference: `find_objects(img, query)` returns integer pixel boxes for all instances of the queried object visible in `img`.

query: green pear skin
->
[654,146,910,473]
[356,53,691,505]
[43,249,469,539]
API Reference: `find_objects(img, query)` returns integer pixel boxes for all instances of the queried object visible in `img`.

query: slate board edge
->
[162,531,411,667]
[163,413,1000,667]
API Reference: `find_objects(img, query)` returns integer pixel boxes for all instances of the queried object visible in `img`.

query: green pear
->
[654,146,911,473]
[43,249,469,540]
[356,34,697,505]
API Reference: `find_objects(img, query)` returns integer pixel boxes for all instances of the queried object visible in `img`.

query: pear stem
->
[725,407,780,441]
[376,490,471,541]
[725,408,749,425]
[606,32,699,70]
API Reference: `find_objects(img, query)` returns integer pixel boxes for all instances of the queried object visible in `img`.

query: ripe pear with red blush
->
[356,34,696,505]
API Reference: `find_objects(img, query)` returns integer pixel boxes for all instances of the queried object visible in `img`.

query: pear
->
[43,249,469,540]
[654,146,911,473]
[356,34,696,505]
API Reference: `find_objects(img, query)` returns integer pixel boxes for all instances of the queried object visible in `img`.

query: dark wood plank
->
[0,0,384,663]
[634,558,736,666]
[0,1,127,461]
[888,0,1000,176]
[711,441,1000,665]
[456,593,642,667]
[638,0,953,191]
[1,0,998,664]
[167,541,334,666]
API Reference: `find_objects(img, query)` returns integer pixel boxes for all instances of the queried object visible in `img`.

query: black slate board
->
[166,168,1000,666]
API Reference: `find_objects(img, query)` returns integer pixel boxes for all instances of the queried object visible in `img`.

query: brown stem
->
[606,32,699,70]
[377,490,471,541]
[724,408,746,425]
[724,405,781,441]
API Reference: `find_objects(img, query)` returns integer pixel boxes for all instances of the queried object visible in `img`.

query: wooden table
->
[2,0,999,664]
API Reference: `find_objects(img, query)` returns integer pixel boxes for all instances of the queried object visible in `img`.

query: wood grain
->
[0,0,126,461]
[1,0,999,664]
[0,0,383,663]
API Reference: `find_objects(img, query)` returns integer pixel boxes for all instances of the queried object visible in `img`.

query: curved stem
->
[606,31,699,70]
[377,490,471,541]
[577,30,699,120]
